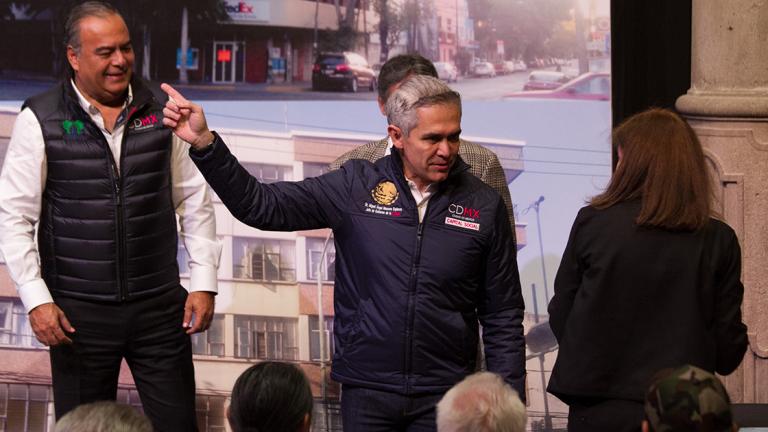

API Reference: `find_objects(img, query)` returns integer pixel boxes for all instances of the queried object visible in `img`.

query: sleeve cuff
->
[189,265,218,294]
[18,279,54,313]
[188,131,218,157]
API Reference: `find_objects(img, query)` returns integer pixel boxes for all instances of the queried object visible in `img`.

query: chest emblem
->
[129,113,160,132]
[371,181,399,206]
[62,120,85,135]
[445,203,481,231]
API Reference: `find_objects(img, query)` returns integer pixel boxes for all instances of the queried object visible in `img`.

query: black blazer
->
[547,200,748,403]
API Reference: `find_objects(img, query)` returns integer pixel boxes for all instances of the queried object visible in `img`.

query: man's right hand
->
[29,303,75,346]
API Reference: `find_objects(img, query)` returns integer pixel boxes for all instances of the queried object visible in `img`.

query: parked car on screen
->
[311,52,376,92]
[434,62,458,82]
[505,72,611,101]
[501,61,518,74]
[521,70,570,90]
[472,61,496,77]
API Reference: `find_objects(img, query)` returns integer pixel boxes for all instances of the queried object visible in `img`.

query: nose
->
[111,50,126,67]
[436,139,452,158]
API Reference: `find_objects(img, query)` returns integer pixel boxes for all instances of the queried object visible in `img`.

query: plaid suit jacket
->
[330,138,517,246]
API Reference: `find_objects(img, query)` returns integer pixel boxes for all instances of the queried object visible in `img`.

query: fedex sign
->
[224,0,270,22]
[226,2,254,13]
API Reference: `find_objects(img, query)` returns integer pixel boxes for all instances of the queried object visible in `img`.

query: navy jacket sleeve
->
[714,227,748,375]
[189,132,347,231]
[478,197,526,398]
[548,208,585,342]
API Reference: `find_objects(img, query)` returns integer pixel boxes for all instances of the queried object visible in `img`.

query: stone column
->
[676,0,768,404]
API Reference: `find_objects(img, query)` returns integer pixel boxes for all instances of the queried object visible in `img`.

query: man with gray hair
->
[437,372,527,432]
[161,74,525,431]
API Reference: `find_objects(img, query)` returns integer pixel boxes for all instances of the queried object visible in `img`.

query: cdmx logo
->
[133,114,159,129]
[448,203,480,219]
[62,120,85,135]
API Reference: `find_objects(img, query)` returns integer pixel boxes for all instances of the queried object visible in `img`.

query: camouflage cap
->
[644,365,733,432]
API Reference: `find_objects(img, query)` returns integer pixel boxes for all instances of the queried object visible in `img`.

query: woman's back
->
[547,200,747,403]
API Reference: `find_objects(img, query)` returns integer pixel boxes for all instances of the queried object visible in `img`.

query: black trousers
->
[341,385,442,432]
[567,398,644,432]
[50,287,197,432]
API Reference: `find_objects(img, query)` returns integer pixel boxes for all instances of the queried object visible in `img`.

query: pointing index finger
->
[160,83,188,105]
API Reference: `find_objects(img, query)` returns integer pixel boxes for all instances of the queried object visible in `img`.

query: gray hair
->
[385,74,461,137]
[436,372,527,432]
[65,1,122,53]
[55,401,152,432]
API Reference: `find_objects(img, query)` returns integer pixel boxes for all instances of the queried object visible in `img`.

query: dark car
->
[505,72,611,101]
[312,52,376,92]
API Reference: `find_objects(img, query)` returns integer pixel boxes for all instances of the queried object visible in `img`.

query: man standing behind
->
[330,54,517,247]
[161,74,525,431]
[0,2,220,430]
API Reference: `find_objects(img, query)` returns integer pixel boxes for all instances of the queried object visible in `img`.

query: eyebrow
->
[420,129,462,141]
[94,40,132,52]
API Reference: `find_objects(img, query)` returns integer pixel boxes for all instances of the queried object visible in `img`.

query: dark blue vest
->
[23,79,180,302]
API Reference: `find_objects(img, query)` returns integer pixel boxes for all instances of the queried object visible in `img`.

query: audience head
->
[377,54,439,112]
[228,361,314,432]
[590,107,712,231]
[436,372,527,432]
[643,364,737,432]
[54,401,152,432]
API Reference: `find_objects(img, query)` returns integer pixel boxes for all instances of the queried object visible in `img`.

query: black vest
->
[23,79,180,302]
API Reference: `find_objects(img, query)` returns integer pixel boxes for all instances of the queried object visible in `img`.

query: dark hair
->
[228,362,314,432]
[377,54,438,101]
[65,1,122,53]
[590,108,712,231]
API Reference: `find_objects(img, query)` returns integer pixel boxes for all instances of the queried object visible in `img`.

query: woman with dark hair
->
[228,362,313,432]
[547,108,748,432]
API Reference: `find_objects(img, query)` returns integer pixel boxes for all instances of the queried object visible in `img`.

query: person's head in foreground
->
[384,74,462,191]
[54,401,152,432]
[591,107,712,231]
[436,372,527,432]
[644,364,738,432]
[228,361,313,432]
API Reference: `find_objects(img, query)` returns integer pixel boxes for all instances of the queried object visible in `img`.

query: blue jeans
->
[341,385,443,432]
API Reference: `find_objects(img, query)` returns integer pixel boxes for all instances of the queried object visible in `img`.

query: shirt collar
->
[405,177,436,196]
[70,79,133,115]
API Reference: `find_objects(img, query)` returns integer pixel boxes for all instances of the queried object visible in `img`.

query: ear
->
[377,97,386,115]
[67,46,80,73]
[388,125,404,150]
[299,413,311,432]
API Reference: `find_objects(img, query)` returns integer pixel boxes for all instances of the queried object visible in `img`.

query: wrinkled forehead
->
[415,101,462,120]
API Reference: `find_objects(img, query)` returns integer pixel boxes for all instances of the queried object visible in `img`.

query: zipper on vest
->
[110,161,127,301]
[403,206,428,393]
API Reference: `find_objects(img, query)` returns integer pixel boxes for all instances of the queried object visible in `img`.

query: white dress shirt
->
[0,81,221,312]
